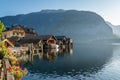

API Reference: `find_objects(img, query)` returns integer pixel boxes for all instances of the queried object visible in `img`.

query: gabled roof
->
[18,36,42,44]
[7,36,20,42]
[4,25,37,35]
[3,27,11,32]
[38,35,56,41]
[24,27,37,35]
[18,35,56,44]
[11,25,24,30]
[3,39,14,48]
[55,36,66,40]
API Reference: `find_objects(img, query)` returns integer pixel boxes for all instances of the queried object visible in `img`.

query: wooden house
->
[66,38,73,48]
[55,36,67,49]
[56,40,63,47]
[55,36,67,45]
[1,39,14,54]
[2,25,37,39]
[3,25,26,38]
[3,39,14,48]
[17,36,43,54]
[38,35,57,49]
[24,27,37,37]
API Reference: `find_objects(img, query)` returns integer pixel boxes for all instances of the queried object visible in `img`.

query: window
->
[13,32,15,35]
[17,32,19,35]
[21,33,23,36]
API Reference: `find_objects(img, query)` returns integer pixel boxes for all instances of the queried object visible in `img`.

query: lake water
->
[20,43,120,80]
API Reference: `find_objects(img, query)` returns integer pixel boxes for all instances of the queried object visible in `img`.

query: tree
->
[0,20,5,40]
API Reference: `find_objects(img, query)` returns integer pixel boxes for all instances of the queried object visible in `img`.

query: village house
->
[2,25,37,39]
[17,36,43,54]
[55,36,67,48]
[37,35,57,49]
[9,35,57,55]
[0,39,15,55]
[66,38,73,48]
[3,39,14,48]
[2,24,73,54]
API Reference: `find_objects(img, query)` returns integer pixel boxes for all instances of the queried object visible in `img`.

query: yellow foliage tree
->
[0,20,5,39]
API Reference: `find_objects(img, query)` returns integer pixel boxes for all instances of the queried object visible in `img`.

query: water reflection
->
[18,46,73,63]
[20,44,115,80]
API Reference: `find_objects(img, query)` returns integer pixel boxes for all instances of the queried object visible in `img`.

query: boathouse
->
[55,36,67,48]
[3,39,14,48]
[38,35,57,49]
[17,36,43,54]
[66,38,73,47]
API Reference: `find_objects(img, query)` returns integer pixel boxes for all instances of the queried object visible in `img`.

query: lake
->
[20,43,120,80]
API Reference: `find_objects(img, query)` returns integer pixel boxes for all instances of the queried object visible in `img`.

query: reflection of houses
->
[15,45,73,63]
[43,49,57,61]
[3,25,37,39]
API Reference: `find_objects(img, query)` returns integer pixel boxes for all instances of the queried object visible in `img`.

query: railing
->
[3,59,14,80]
[10,47,28,53]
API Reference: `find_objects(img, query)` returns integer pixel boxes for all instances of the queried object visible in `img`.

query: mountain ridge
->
[0,10,113,43]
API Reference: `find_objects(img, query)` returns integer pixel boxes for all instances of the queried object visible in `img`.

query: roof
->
[18,36,42,44]
[3,27,11,32]
[7,36,20,42]
[4,25,37,35]
[38,35,56,40]
[55,36,66,40]
[18,35,56,44]
[24,27,37,35]
[3,39,14,48]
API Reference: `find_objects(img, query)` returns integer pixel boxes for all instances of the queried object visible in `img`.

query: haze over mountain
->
[0,10,113,43]
[107,21,120,38]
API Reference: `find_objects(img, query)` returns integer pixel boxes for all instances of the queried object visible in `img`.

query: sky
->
[0,0,120,25]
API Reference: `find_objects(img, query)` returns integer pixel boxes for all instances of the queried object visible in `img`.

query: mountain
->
[106,21,120,37]
[0,10,113,43]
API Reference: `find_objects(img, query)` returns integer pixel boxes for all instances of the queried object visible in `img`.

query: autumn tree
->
[0,20,5,40]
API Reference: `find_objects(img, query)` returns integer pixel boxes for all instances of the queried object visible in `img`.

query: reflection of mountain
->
[21,44,113,77]
[0,10,113,43]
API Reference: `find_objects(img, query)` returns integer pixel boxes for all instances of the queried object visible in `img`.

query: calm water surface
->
[20,43,120,80]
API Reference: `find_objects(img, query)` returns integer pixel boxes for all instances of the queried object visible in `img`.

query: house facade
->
[3,39,14,48]
[17,36,43,54]
[2,25,37,39]
[38,35,57,49]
